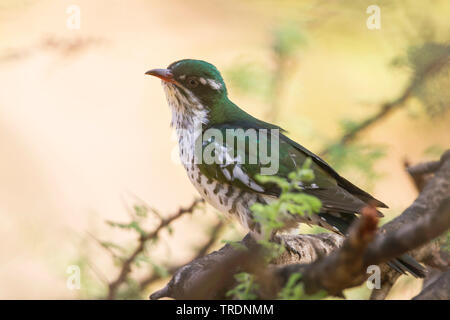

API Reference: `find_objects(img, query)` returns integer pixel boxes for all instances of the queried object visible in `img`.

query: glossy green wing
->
[197,121,335,196]
[197,121,385,215]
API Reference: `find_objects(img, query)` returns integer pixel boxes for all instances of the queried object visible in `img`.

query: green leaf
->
[225,61,273,98]
[221,240,248,251]
[255,174,291,191]
[272,22,307,57]
[423,145,445,157]
[133,205,148,217]
[226,272,260,300]
[278,272,328,300]
[106,220,148,237]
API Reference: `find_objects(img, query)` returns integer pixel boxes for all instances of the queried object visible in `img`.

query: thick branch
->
[150,233,262,300]
[150,151,450,299]
[274,207,379,296]
[371,154,450,299]
[413,270,450,300]
[273,150,450,296]
[150,232,343,300]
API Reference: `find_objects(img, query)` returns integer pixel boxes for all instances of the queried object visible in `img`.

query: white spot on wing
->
[222,167,232,180]
[232,165,264,192]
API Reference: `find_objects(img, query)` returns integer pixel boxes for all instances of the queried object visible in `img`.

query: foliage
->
[226,160,323,300]
[226,61,273,99]
[325,142,386,187]
[221,239,248,251]
[442,232,450,252]
[106,220,148,238]
[75,9,450,301]
[392,42,450,118]
[226,272,260,300]
[115,278,142,300]
[72,199,209,299]
[67,254,107,299]
[251,158,322,241]
[278,272,327,300]
[423,145,446,158]
[225,20,306,118]
[226,20,389,187]
[272,22,307,58]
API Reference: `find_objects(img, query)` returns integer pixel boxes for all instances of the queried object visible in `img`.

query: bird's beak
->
[145,68,175,83]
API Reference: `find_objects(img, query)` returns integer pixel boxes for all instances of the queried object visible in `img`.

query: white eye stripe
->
[207,79,222,90]
[179,75,222,90]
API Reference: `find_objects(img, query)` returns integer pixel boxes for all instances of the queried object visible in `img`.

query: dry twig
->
[106,198,204,299]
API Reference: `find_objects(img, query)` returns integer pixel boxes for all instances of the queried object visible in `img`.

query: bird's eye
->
[187,77,199,88]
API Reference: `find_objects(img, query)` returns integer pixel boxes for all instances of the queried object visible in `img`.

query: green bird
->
[146,59,425,278]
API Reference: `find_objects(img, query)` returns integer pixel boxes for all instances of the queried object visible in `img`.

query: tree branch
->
[320,53,450,157]
[413,270,450,300]
[138,220,224,292]
[150,232,343,300]
[150,150,450,300]
[272,150,450,296]
[273,207,379,296]
[106,198,204,299]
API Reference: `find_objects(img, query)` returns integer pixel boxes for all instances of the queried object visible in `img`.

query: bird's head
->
[146,60,228,124]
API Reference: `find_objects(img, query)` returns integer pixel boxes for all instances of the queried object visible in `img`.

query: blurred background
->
[0,0,449,299]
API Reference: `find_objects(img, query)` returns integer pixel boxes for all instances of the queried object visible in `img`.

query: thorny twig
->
[0,36,105,63]
[319,53,450,157]
[138,220,225,291]
[106,198,204,299]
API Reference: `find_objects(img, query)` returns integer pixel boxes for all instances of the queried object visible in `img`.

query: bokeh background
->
[0,0,449,299]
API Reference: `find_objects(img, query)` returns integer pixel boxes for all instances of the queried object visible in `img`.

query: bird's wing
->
[281,134,388,208]
[197,121,385,216]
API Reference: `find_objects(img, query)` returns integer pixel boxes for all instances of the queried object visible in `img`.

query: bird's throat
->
[162,82,209,131]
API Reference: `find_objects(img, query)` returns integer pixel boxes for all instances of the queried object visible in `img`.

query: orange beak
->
[145,68,175,83]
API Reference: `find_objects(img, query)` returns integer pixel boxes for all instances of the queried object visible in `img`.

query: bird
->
[145,59,425,278]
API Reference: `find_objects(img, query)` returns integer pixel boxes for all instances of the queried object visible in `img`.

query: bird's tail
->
[317,212,426,278]
[387,254,426,278]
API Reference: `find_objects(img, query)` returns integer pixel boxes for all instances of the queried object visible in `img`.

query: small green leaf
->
[133,205,148,217]
[221,240,248,251]
[226,272,260,300]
